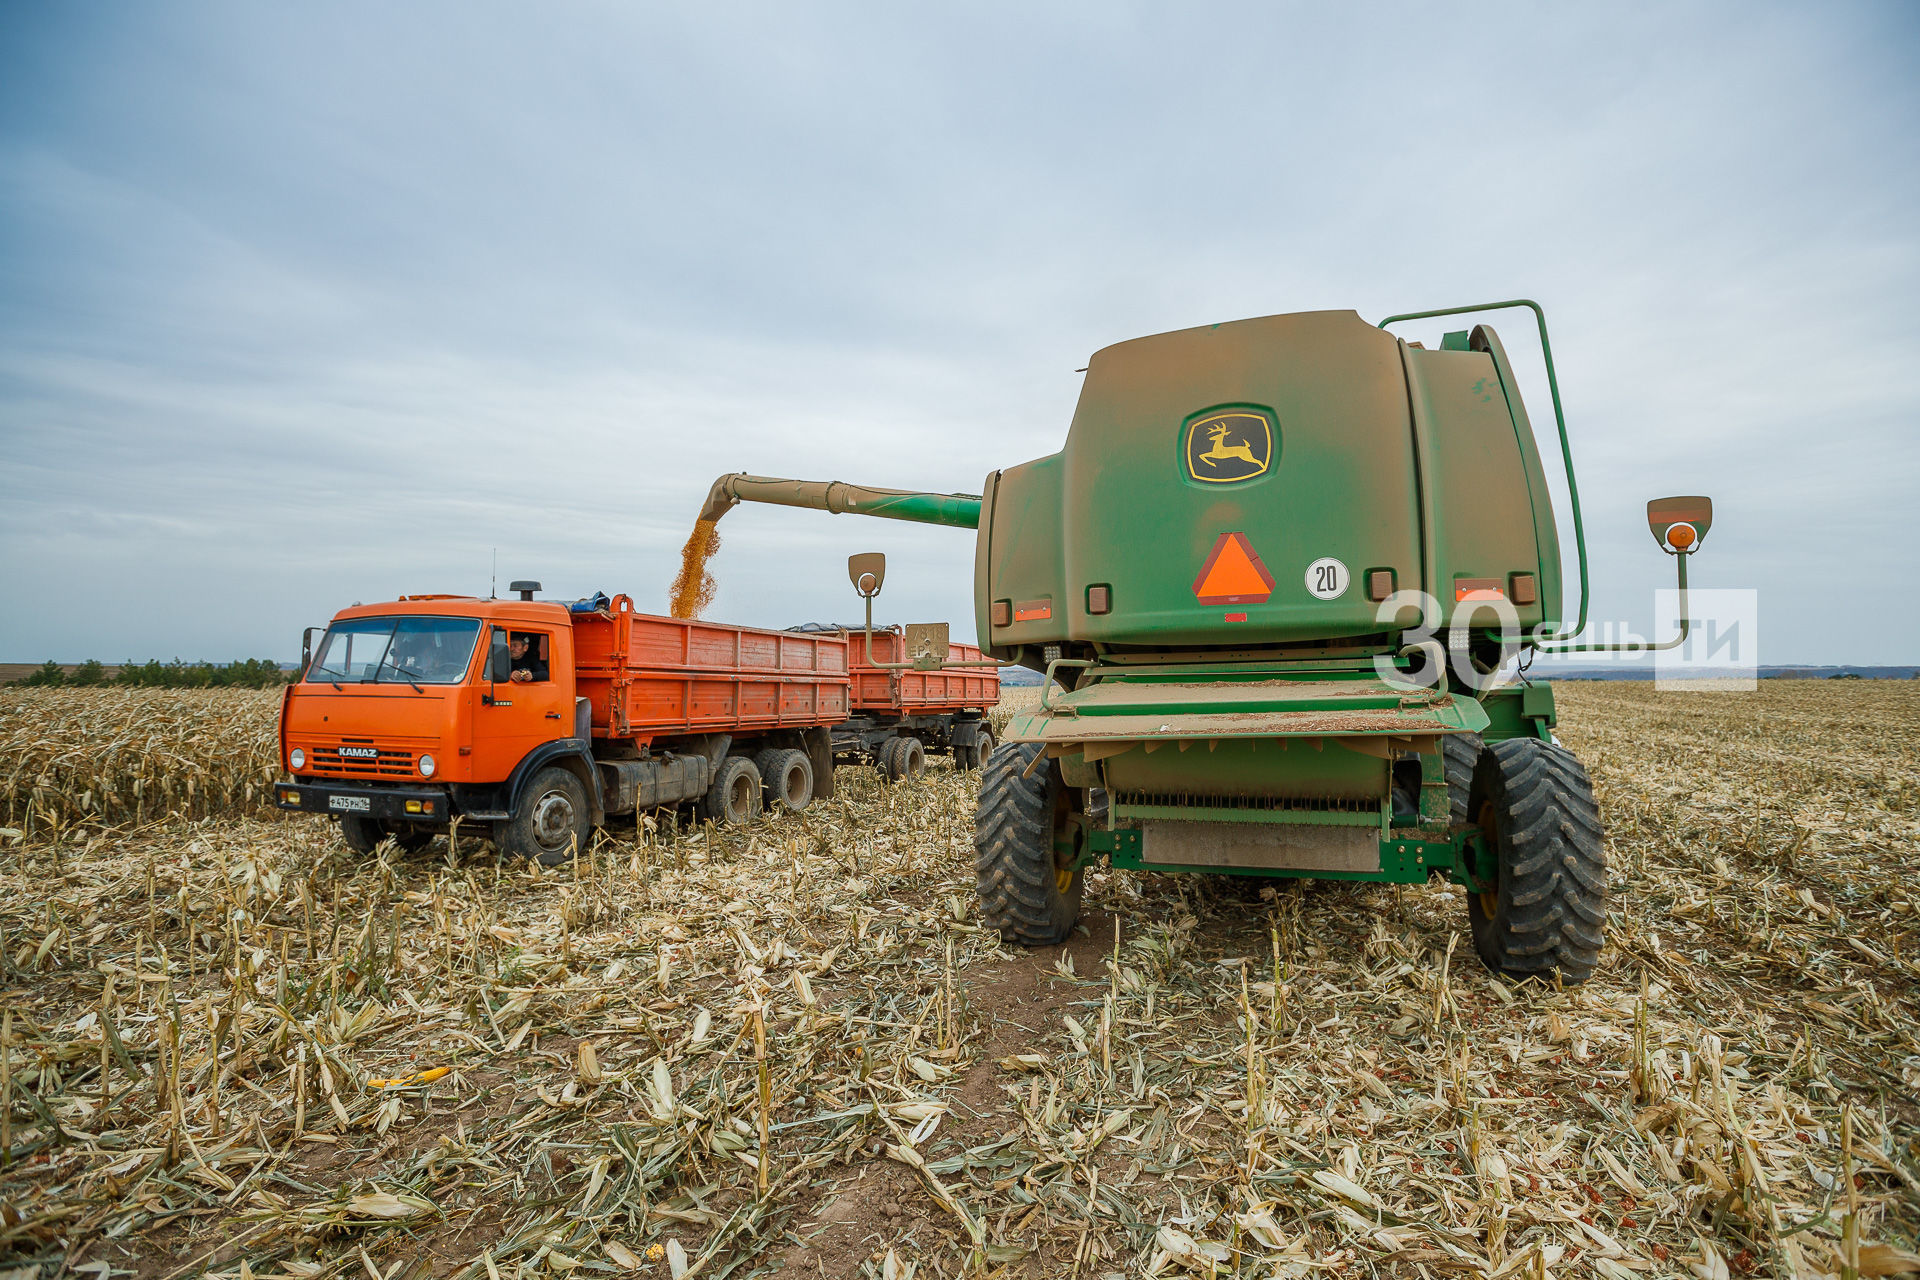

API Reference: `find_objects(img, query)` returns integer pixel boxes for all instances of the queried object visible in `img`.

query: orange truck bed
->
[574,598,850,742]
[848,626,999,714]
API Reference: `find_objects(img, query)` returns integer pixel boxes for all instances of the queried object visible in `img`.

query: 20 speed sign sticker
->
[1305,557,1349,601]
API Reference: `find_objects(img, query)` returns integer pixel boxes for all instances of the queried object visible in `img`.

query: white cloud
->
[0,2,1914,662]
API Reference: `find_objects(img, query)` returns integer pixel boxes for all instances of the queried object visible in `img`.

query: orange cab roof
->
[333,597,573,624]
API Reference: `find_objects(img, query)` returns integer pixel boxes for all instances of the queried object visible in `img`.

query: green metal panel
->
[983,453,1069,647]
[1472,327,1565,630]
[1100,738,1387,803]
[1478,682,1555,742]
[1005,669,1491,745]
[1092,826,1468,885]
[1404,345,1557,631]
[1378,299,1587,642]
[1047,311,1421,648]
[971,469,999,656]
[1006,667,1488,802]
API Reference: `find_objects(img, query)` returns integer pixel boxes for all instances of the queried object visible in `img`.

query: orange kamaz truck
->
[276,583,850,863]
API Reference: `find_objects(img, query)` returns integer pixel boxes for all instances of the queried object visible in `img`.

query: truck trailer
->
[276,586,850,862]
[789,623,1000,779]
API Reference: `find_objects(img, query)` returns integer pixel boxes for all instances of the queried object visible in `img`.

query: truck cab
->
[276,592,599,859]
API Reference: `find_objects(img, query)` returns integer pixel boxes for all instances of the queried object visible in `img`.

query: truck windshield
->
[306,617,482,685]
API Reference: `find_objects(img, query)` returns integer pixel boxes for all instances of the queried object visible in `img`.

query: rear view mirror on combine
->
[848,551,887,598]
[1647,495,1712,553]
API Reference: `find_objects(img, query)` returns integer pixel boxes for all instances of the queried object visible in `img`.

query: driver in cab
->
[507,633,549,683]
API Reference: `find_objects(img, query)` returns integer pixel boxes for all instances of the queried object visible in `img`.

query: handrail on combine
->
[1378,299,1590,646]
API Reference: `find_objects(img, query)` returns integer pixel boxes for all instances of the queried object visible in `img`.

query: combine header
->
[694,300,1713,984]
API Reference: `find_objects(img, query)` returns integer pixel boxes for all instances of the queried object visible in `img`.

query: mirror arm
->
[861,591,914,671]
[850,553,1023,671]
[1534,551,1692,654]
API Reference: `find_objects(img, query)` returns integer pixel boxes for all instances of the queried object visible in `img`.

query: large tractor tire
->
[698,756,764,826]
[975,741,1083,947]
[753,748,814,812]
[496,766,591,867]
[1466,738,1606,985]
[1443,732,1484,826]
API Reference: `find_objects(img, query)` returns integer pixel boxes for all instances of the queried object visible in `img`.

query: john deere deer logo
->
[1184,411,1273,484]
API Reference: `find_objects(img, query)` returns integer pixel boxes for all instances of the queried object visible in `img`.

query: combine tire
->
[1466,738,1606,985]
[754,748,814,812]
[975,742,1082,946]
[698,756,764,826]
[1443,732,1484,825]
[496,766,590,867]
[885,736,926,782]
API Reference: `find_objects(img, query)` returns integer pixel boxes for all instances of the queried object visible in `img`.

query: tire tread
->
[974,742,1078,946]
[1469,738,1606,984]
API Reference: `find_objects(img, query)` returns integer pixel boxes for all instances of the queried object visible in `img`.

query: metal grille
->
[1110,791,1379,816]
[301,739,419,779]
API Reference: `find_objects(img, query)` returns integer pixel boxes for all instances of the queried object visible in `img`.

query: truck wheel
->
[754,748,814,812]
[1466,738,1605,985]
[957,726,995,771]
[388,825,435,854]
[975,741,1082,947]
[698,756,764,825]
[873,736,901,780]
[1443,732,1483,826]
[339,814,382,854]
[498,766,590,867]
[887,737,926,782]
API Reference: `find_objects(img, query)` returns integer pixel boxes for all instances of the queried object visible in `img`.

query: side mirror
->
[848,552,887,599]
[489,631,512,682]
[1647,496,1713,554]
[301,626,322,678]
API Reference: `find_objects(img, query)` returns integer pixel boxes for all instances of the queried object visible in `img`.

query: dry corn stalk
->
[0,679,1911,1276]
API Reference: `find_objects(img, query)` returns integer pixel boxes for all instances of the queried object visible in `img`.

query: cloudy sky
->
[2,3,1915,666]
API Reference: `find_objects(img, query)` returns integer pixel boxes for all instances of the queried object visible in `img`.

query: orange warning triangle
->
[1193,531,1276,605]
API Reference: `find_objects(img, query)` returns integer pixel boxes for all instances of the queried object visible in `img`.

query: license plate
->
[329,795,371,813]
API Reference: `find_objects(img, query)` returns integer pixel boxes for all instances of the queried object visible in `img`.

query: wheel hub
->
[1476,799,1500,916]
[531,790,576,849]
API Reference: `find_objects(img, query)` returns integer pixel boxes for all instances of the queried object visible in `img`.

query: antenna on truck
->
[491,548,497,599]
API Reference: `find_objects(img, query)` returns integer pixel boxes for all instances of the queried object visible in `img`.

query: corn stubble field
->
[0,683,1916,1279]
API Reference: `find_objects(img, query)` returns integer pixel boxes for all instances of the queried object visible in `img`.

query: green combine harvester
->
[696,300,1712,984]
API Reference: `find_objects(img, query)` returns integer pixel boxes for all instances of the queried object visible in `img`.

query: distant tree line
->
[11,658,291,688]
